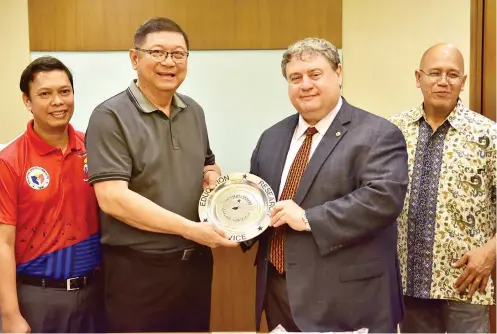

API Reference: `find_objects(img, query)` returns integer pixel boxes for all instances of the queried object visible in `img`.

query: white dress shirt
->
[278,97,343,200]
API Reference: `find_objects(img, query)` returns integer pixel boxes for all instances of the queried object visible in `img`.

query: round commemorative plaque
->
[198,173,276,242]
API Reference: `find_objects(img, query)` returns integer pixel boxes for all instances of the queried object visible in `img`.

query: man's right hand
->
[2,312,31,333]
[185,221,238,248]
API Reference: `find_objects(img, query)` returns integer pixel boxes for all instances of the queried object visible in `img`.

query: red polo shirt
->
[0,120,100,279]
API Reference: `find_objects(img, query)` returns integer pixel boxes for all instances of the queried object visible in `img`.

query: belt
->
[17,268,100,291]
[102,244,209,261]
[179,248,196,260]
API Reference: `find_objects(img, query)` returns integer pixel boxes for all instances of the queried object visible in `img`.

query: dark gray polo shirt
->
[85,80,215,252]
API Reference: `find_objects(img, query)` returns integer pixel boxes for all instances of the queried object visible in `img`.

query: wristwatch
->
[302,211,311,232]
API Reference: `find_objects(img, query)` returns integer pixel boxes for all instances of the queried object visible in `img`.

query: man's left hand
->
[203,170,219,190]
[452,242,496,298]
[270,200,306,231]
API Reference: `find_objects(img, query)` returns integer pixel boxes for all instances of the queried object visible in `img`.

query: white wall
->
[342,0,471,119]
[31,50,317,173]
[0,0,31,143]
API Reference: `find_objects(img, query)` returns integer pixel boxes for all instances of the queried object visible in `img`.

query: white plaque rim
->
[198,172,275,242]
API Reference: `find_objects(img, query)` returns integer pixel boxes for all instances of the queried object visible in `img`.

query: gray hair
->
[281,38,340,77]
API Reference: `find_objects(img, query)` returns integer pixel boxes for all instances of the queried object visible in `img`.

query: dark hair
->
[19,56,74,96]
[134,17,189,49]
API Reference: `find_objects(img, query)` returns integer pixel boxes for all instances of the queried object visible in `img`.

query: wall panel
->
[470,0,496,121]
[0,0,31,143]
[28,0,342,51]
[342,0,471,118]
[482,0,495,121]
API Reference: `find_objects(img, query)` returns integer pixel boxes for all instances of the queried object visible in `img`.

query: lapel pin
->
[336,131,341,137]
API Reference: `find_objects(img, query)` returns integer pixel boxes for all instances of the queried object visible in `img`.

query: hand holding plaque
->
[198,173,276,242]
[186,220,238,248]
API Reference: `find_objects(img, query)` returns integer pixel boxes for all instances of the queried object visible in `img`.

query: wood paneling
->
[482,0,496,121]
[210,246,263,331]
[470,0,496,121]
[210,245,269,331]
[28,0,342,51]
[470,0,484,113]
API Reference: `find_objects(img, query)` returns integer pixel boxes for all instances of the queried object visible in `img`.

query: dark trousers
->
[264,263,301,332]
[103,244,213,333]
[16,278,105,333]
[400,295,490,333]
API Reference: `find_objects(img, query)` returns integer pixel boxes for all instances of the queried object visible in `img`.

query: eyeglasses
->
[419,69,464,84]
[135,48,189,63]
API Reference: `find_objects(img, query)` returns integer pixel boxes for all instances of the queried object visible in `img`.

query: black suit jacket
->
[246,98,408,332]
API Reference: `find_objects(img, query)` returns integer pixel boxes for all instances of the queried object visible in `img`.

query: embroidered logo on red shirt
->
[26,166,50,190]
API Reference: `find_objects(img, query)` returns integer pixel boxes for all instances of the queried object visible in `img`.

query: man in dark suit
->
[245,37,409,333]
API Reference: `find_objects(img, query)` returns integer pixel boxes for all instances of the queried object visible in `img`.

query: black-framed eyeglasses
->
[419,69,464,84]
[135,48,189,63]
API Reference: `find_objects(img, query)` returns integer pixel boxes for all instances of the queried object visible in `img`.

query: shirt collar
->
[408,98,467,132]
[295,96,343,140]
[26,119,81,156]
[128,79,186,114]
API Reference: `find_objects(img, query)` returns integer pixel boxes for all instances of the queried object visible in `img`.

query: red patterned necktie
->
[269,127,318,274]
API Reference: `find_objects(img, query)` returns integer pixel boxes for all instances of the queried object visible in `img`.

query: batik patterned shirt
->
[390,100,496,305]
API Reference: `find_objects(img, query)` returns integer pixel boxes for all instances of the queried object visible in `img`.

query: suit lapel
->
[268,116,298,198]
[293,101,353,205]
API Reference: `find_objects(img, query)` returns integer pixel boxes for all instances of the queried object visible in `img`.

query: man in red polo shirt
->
[0,56,104,333]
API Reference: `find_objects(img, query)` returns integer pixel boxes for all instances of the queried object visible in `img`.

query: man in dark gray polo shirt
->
[85,17,237,333]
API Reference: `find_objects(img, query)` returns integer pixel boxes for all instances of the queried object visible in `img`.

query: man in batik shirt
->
[390,43,496,333]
